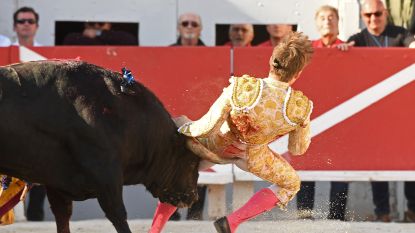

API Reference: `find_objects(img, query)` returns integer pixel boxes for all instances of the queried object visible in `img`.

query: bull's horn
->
[186,138,236,164]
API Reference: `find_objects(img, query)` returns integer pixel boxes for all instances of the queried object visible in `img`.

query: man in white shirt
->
[12,6,41,47]
[12,7,45,222]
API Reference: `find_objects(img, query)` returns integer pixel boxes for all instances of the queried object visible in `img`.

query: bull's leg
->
[46,186,72,233]
[96,182,131,233]
[73,143,131,232]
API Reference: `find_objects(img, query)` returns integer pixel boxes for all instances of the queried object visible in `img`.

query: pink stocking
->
[227,188,279,232]
[148,202,177,233]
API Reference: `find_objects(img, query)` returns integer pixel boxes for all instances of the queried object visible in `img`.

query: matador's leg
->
[247,145,300,207]
[214,146,300,233]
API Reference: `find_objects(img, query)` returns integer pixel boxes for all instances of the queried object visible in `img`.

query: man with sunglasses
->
[12,7,41,47]
[169,12,206,222]
[171,13,205,46]
[11,6,46,223]
[341,0,415,223]
[341,0,415,48]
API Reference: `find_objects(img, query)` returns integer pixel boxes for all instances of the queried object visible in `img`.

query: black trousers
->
[372,181,415,216]
[26,185,46,221]
[405,182,415,212]
[297,181,349,220]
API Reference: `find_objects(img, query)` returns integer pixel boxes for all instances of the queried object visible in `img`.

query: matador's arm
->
[286,89,313,155]
[288,119,311,155]
[178,85,232,138]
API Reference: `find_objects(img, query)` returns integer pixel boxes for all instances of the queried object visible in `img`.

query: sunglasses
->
[16,19,37,25]
[363,11,383,18]
[181,21,199,28]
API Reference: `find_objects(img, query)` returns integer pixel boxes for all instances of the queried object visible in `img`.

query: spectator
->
[171,13,205,46]
[0,35,11,46]
[257,24,293,47]
[296,5,349,221]
[225,24,254,47]
[12,6,46,222]
[341,0,415,222]
[63,22,137,45]
[411,3,415,34]
[12,6,41,46]
[169,12,206,221]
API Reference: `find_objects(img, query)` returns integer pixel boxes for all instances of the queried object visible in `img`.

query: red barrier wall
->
[1,46,414,170]
[0,47,11,66]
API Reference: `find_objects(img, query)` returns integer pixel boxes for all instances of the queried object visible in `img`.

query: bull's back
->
[0,61,125,188]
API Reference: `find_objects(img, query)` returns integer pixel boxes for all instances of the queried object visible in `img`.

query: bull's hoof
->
[213,216,231,233]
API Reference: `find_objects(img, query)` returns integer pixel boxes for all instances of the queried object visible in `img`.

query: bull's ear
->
[185,138,236,164]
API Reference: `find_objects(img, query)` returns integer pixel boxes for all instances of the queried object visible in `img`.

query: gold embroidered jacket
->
[179,75,313,158]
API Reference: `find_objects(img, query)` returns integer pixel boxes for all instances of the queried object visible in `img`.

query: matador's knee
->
[247,146,301,207]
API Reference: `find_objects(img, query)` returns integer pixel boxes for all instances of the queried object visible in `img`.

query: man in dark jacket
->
[170,13,205,46]
[169,12,206,221]
[344,0,415,222]
[347,0,415,48]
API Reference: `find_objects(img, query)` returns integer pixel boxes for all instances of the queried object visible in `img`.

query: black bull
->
[0,60,202,233]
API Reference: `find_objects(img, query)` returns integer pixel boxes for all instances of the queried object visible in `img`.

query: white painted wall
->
[0,0,361,46]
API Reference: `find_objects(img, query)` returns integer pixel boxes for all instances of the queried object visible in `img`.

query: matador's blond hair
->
[270,32,313,82]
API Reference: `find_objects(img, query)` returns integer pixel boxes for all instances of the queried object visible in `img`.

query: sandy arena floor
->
[2,219,415,233]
